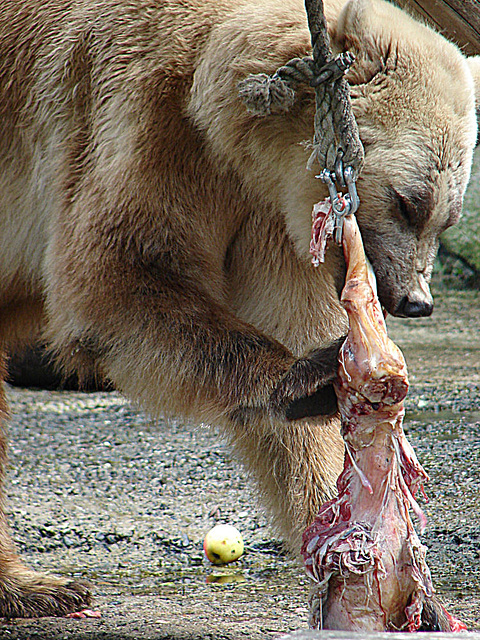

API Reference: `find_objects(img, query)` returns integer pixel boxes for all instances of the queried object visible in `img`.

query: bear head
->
[189,0,479,319]
[331,0,479,317]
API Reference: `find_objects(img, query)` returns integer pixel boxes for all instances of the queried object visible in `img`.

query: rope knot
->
[237,53,355,117]
[237,73,295,116]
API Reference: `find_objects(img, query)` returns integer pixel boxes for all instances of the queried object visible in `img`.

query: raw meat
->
[303,202,466,631]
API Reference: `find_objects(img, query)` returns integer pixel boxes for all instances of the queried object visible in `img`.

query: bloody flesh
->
[303,204,466,631]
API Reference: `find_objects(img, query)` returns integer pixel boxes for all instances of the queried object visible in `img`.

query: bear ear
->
[335,0,372,41]
[467,56,480,142]
[331,0,384,87]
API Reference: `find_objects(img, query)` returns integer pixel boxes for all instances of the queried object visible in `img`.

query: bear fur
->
[0,0,478,619]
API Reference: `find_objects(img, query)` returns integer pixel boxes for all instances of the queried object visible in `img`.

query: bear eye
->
[394,191,415,225]
[390,186,433,229]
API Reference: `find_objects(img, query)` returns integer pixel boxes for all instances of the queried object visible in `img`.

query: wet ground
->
[0,286,479,639]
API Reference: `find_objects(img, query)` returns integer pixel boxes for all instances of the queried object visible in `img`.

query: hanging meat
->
[303,200,466,631]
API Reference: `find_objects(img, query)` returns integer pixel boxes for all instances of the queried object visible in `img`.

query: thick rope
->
[238,0,364,178]
[304,0,364,176]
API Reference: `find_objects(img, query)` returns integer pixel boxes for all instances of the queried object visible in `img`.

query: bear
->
[0,0,478,621]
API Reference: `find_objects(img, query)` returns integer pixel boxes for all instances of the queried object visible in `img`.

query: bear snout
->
[394,293,434,318]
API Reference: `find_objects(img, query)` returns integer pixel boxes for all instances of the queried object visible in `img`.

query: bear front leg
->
[51,283,343,554]
[0,353,91,618]
[46,206,345,558]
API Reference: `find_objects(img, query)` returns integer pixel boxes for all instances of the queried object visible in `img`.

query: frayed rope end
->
[238,73,296,116]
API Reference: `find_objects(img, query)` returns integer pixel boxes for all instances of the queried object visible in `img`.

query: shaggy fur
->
[0,0,478,618]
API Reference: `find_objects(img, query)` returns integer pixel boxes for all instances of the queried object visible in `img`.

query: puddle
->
[91,556,301,592]
[406,410,480,425]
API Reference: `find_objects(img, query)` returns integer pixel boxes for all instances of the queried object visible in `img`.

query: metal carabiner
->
[320,169,351,244]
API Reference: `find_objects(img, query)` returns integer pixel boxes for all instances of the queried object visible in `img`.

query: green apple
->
[203,524,244,565]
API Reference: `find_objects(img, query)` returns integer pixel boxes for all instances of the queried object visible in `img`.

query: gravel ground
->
[0,287,479,639]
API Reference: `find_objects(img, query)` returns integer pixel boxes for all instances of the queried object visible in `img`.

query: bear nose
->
[395,295,434,318]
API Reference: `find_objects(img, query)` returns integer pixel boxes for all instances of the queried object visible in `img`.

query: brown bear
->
[0,0,478,620]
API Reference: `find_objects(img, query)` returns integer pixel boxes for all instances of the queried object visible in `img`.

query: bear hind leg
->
[0,352,91,618]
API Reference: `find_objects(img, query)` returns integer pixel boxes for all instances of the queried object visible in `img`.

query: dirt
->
[0,286,479,639]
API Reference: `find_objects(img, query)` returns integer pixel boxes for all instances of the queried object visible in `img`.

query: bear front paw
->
[270,337,345,420]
